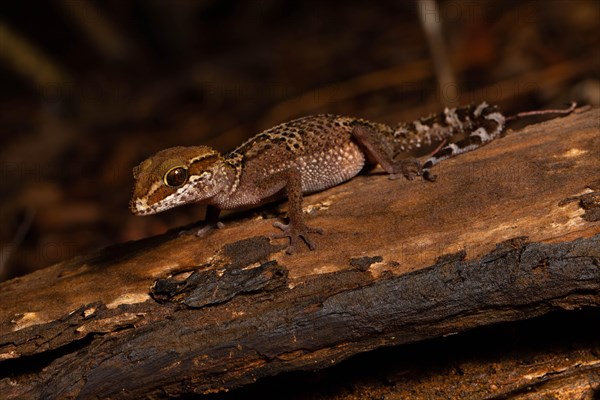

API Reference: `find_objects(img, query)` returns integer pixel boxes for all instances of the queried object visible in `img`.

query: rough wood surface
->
[0,109,599,399]
[217,309,600,400]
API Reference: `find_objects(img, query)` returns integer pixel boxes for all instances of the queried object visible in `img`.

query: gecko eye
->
[164,166,188,188]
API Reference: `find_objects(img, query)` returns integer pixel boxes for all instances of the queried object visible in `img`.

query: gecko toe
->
[178,221,224,237]
[285,243,297,255]
[272,221,323,253]
[388,158,421,180]
[401,158,421,180]
[195,225,213,237]
[301,236,317,251]
[272,221,288,232]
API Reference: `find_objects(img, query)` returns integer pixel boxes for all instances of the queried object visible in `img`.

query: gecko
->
[129,102,574,254]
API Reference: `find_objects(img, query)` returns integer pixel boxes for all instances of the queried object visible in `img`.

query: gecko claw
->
[196,221,225,237]
[271,221,323,254]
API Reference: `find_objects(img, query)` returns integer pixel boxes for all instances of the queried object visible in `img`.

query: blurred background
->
[0,0,598,282]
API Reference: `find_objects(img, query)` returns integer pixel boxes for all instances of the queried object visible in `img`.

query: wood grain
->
[0,108,598,399]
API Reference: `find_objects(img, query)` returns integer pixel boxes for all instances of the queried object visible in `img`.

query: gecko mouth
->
[130,198,156,215]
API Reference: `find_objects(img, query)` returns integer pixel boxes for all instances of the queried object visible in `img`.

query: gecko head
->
[130,146,228,215]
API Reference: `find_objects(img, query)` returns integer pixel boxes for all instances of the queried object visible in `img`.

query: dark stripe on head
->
[188,154,220,176]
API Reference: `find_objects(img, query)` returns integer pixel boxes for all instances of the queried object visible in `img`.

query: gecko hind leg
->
[352,125,422,180]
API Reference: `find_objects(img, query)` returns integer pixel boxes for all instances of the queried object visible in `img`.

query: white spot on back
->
[471,127,491,142]
[474,102,489,117]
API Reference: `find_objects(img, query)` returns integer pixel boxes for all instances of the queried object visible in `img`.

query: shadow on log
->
[0,108,599,399]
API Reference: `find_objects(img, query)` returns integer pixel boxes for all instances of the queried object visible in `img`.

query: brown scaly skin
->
[130,103,506,254]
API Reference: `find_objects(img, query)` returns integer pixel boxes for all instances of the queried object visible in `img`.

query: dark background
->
[0,0,598,281]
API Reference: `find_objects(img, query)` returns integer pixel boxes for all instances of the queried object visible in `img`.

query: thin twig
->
[57,0,130,61]
[417,0,458,107]
[0,21,68,90]
[506,102,578,122]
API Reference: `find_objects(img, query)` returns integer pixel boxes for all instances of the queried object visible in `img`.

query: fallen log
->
[1,108,598,399]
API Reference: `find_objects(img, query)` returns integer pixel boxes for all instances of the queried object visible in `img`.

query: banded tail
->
[418,102,506,181]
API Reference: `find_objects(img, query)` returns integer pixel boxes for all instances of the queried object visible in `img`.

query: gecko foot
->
[179,221,224,237]
[271,221,324,254]
[389,158,422,180]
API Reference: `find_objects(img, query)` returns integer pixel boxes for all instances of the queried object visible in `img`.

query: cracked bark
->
[0,109,599,399]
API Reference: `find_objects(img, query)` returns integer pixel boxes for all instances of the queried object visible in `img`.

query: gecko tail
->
[421,102,506,181]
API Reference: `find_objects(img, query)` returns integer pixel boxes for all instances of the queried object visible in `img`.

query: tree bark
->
[1,108,599,399]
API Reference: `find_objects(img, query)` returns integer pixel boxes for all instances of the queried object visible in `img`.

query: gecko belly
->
[296,141,366,193]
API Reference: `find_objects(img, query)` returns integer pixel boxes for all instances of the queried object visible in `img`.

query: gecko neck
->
[209,160,241,209]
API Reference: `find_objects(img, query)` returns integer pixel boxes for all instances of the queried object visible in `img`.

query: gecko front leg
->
[194,205,224,236]
[269,168,323,254]
[178,205,224,237]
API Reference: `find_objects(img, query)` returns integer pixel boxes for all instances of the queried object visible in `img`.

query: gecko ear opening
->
[164,166,189,188]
